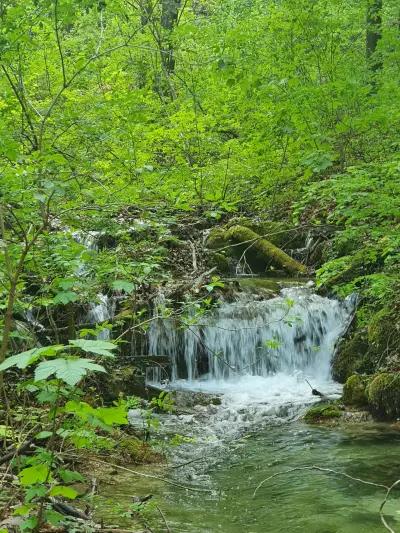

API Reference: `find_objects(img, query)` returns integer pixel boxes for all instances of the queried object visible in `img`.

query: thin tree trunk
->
[366,0,383,71]
[161,0,181,74]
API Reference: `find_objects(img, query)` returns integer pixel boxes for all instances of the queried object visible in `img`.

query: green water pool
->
[97,421,400,532]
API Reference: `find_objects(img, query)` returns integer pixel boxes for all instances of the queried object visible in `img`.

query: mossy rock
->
[342,374,371,406]
[367,372,400,419]
[118,436,164,464]
[367,308,400,367]
[206,228,228,250]
[304,403,342,423]
[208,251,231,274]
[331,332,370,383]
[224,225,307,275]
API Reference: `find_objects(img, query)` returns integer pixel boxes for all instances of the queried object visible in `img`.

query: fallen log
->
[219,225,307,275]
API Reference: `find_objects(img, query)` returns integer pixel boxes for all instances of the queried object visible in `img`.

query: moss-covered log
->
[224,217,305,248]
[223,225,307,275]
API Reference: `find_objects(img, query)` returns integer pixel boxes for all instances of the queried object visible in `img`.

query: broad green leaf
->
[58,469,85,483]
[21,516,38,531]
[96,406,128,425]
[25,485,47,502]
[111,280,135,293]
[69,339,116,358]
[57,279,76,290]
[19,464,50,486]
[0,346,63,372]
[13,505,33,516]
[20,516,38,531]
[53,291,78,305]
[44,510,64,526]
[35,431,53,440]
[34,358,106,386]
[49,485,79,500]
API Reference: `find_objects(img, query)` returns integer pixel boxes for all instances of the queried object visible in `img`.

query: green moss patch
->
[342,375,371,406]
[304,403,342,423]
[224,225,307,275]
[331,332,370,383]
[367,372,400,419]
[118,436,164,464]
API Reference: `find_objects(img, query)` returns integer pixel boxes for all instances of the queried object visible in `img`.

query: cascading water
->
[86,293,116,340]
[147,284,354,407]
[73,231,116,339]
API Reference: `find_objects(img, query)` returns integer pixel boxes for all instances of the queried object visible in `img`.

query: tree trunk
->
[161,0,181,73]
[366,0,383,71]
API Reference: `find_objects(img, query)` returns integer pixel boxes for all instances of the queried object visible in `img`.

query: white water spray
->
[147,285,353,406]
[73,231,116,339]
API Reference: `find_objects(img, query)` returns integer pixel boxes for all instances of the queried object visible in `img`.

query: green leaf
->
[58,469,85,483]
[49,485,79,500]
[96,405,128,425]
[44,510,64,526]
[69,339,116,358]
[35,431,53,440]
[57,279,76,290]
[25,485,47,502]
[34,358,106,386]
[21,516,38,531]
[111,280,135,293]
[0,424,12,437]
[19,464,50,486]
[53,291,78,305]
[0,346,63,372]
[13,505,33,516]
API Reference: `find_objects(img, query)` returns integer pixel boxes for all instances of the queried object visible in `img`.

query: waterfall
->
[86,293,116,340]
[73,231,116,339]
[147,285,354,401]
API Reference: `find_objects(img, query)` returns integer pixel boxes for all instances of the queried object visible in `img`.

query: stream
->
[97,281,400,532]
[98,422,400,532]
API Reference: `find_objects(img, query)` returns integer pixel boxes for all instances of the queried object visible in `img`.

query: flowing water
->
[147,284,354,402]
[96,283,400,532]
[73,231,116,339]
[98,422,400,532]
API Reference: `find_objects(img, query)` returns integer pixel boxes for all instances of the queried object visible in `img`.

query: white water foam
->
[147,286,353,408]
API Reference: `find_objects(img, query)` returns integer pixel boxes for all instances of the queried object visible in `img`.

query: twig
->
[66,455,211,493]
[0,439,34,466]
[54,0,67,87]
[253,465,388,498]
[156,506,171,533]
[379,479,400,533]
[254,465,400,533]
[189,240,198,273]
[171,456,208,469]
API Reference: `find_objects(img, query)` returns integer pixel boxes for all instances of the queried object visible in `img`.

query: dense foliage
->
[1,0,400,530]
